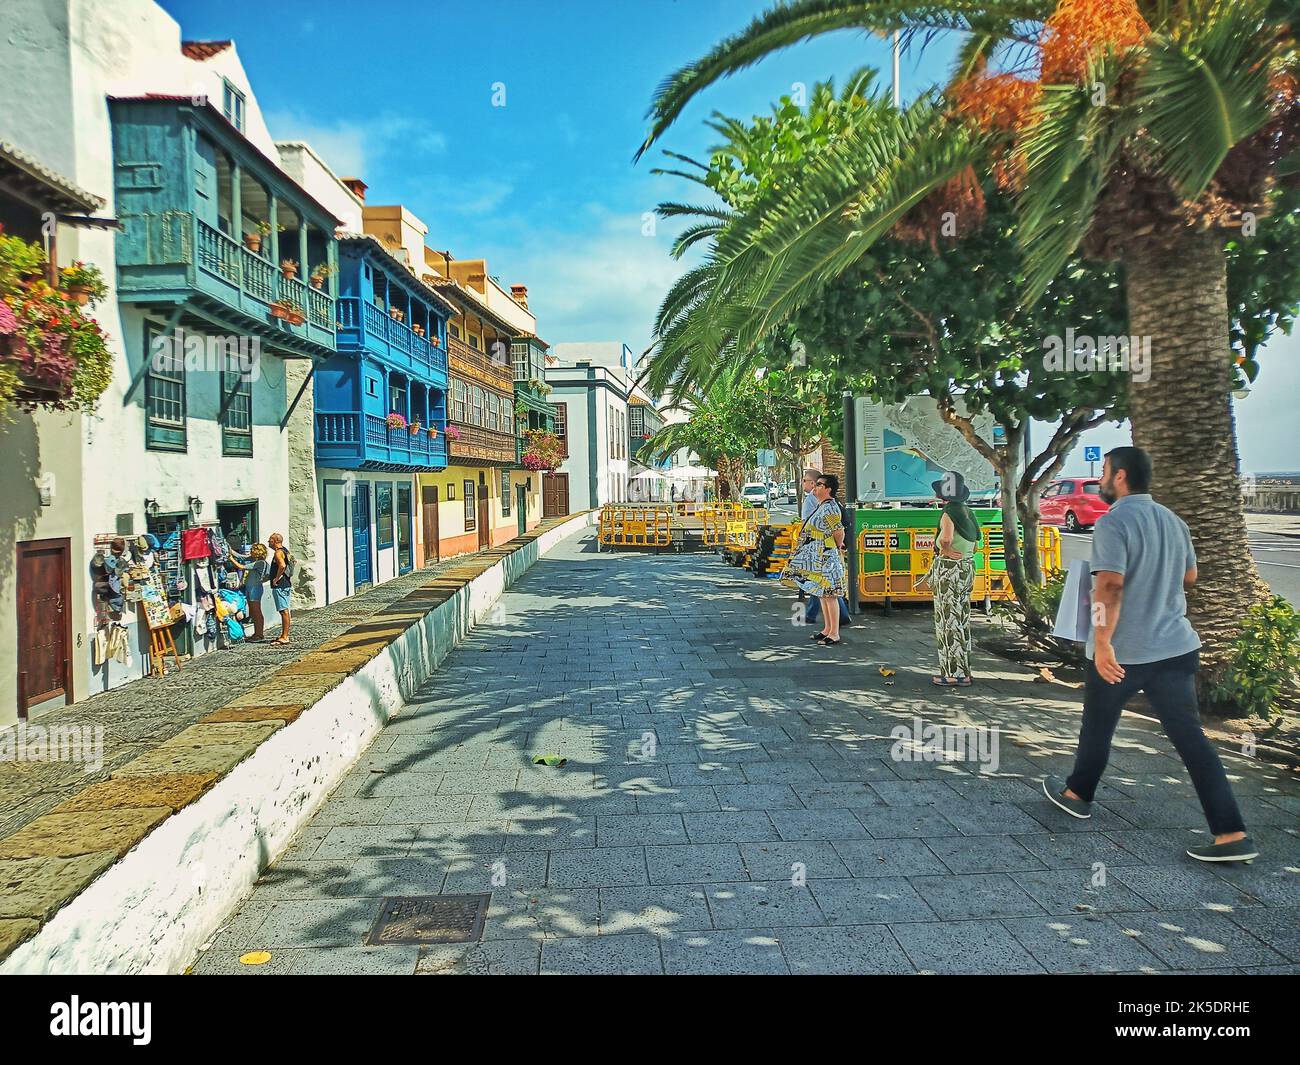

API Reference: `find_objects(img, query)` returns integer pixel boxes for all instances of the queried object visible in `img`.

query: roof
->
[336,232,458,315]
[181,40,232,61]
[422,273,521,336]
[513,330,552,350]
[0,140,104,213]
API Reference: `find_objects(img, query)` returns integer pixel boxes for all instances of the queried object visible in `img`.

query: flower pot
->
[67,284,92,306]
[427,427,437,438]
[281,264,298,280]
[270,304,290,321]
[288,312,305,326]
[409,424,421,435]
[243,234,262,253]
[310,278,323,290]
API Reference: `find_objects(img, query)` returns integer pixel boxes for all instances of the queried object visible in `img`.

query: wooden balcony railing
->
[448,334,513,392]
[447,422,518,465]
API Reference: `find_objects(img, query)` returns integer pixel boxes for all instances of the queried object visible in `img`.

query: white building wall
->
[0,0,320,723]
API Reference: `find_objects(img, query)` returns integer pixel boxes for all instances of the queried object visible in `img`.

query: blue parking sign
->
[1084,446,1101,462]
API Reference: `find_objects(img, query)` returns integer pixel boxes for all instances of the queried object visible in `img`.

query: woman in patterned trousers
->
[928,472,980,686]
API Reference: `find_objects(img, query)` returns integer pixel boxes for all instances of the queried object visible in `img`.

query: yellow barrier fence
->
[857,524,1062,610]
[598,506,671,549]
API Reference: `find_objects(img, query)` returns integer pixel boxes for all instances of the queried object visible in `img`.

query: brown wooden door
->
[476,472,490,549]
[16,538,72,714]
[543,473,569,518]
[421,485,439,564]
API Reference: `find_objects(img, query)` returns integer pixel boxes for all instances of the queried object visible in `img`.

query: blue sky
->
[158,0,1297,475]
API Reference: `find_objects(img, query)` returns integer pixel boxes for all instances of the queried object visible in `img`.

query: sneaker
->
[1186,837,1258,864]
[1042,776,1091,819]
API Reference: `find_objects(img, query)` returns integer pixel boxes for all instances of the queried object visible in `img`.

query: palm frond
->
[634,0,1051,160]
[1137,0,1277,199]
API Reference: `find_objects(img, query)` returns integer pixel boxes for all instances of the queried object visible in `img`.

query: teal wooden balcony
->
[336,297,448,386]
[110,96,339,359]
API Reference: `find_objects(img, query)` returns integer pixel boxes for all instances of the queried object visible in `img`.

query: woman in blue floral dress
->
[781,473,847,645]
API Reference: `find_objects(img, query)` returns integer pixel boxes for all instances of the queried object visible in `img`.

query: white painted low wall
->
[2,511,596,975]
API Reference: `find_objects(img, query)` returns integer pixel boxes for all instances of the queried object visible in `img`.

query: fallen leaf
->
[879,666,895,678]
[239,951,272,966]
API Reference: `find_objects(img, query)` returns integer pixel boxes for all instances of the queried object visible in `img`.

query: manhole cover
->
[366,894,491,946]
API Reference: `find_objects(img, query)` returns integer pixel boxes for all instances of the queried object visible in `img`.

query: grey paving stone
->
[892,920,1046,974]
[740,841,852,881]
[635,786,722,815]
[924,835,1048,874]
[909,873,1048,920]
[769,808,870,841]
[442,851,548,894]
[415,939,542,975]
[646,843,748,885]
[1223,905,1300,961]
[780,925,916,975]
[660,927,790,975]
[830,838,950,878]
[869,780,963,806]
[665,763,745,787]
[541,933,664,975]
[410,819,511,857]
[1109,910,1289,970]
[381,794,477,825]
[741,760,827,784]
[1109,865,1262,911]
[248,861,352,902]
[791,781,883,810]
[714,783,805,811]
[1206,859,1300,908]
[595,814,687,848]
[309,797,397,827]
[683,811,780,844]
[501,815,597,852]
[436,769,524,795]
[808,877,935,925]
[1012,832,1147,869]
[250,898,378,948]
[1010,869,1161,915]
[1019,798,1136,833]
[547,846,648,889]
[853,807,960,839]
[705,880,826,929]
[324,856,450,899]
[1098,797,1216,830]
[481,887,601,941]
[599,885,714,935]
[314,824,418,861]
[1001,915,1167,974]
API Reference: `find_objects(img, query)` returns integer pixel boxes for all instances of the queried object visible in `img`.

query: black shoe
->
[1186,837,1258,864]
[821,636,843,647]
[811,631,829,641]
[1042,776,1091,819]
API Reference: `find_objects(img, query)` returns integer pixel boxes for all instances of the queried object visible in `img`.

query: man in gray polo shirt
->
[1043,446,1255,863]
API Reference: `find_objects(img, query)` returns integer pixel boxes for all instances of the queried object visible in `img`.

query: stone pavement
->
[193,531,1299,975]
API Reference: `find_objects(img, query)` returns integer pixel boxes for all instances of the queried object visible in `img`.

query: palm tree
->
[637,0,1300,677]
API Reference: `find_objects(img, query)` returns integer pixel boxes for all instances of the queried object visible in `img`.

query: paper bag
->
[1052,559,1092,643]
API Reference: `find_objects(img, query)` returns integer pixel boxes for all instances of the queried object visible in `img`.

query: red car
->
[1038,477,1110,532]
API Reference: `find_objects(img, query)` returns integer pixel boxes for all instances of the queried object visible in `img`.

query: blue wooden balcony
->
[336,297,448,388]
[314,411,449,472]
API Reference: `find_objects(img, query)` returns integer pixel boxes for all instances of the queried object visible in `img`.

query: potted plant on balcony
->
[1,229,113,413]
[520,429,563,475]
[309,262,335,290]
[280,258,299,281]
[386,412,407,430]
[270,298,305,325]
[59,262,107,306]
[427,424,438,438]
[408,418,422,435]
[389,306,405,323]
[244,220,272,254]
[412,323,424,337]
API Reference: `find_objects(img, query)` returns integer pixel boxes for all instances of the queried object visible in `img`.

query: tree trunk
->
[1125,228,1270,678]
[994,423,1037,614]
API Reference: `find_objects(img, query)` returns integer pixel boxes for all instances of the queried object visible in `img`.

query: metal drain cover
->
[366,894,491,945]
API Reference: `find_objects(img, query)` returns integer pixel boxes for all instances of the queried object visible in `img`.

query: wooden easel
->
[147,622,183,678]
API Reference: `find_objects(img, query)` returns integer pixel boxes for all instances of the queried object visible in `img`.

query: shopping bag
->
[1052,559,1092,643]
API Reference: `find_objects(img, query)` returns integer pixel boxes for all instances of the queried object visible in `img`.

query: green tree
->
[637,0,1300,676]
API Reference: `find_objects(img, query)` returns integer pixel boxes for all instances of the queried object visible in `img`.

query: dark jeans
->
[1066,649,1246,836]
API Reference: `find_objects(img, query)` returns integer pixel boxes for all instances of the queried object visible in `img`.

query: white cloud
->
[264,110,446,179]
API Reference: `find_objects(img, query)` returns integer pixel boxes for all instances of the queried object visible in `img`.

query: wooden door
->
[422,485,439,564]
[543,473,569,518]
[476,472,490,549]
[16,538,72,714]
[516,485,527,535]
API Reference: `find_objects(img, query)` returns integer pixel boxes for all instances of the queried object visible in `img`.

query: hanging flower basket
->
[427,425,438,438]
[444,424,462,441]
[386,413,407,430]
[270,299,305,325]
[408,421,422,435]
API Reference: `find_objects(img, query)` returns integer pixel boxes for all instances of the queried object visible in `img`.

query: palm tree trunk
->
[1125,229,1270,680]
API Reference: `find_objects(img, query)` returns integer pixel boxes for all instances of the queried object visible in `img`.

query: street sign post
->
[1084,445,1101,477]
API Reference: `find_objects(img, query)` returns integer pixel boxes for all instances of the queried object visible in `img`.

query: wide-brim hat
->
[932,472,970,502]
